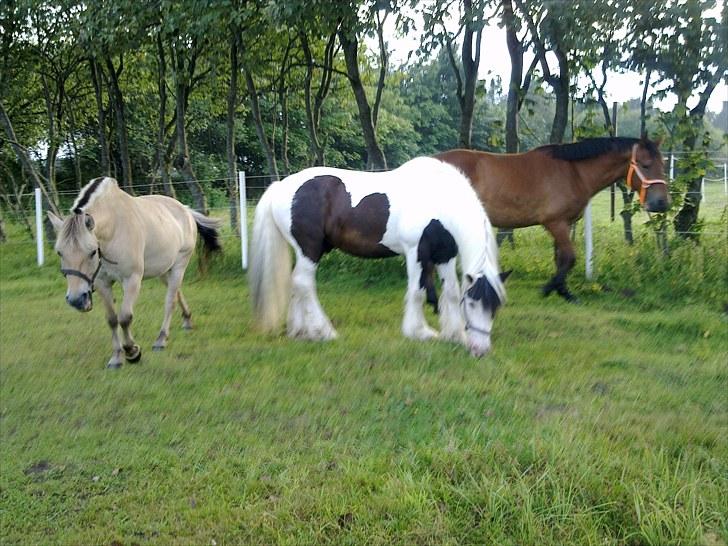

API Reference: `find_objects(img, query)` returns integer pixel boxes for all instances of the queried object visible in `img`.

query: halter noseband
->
[460,296,491,337]
[626,144,667,206]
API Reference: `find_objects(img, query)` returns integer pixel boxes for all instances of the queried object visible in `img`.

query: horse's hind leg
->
[96,279,124,369]
[542,221,578,302]
[177,289,193,330]
[402,248,438,340]
[153,263,189,350]
[287,254,337,341]
[119,273,143,362]
[436,259,465,344]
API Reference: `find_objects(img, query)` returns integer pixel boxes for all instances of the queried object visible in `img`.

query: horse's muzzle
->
[646,196,669,213]
[67,291,92,312]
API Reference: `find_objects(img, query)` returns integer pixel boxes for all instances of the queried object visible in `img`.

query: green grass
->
[1,194,727,545]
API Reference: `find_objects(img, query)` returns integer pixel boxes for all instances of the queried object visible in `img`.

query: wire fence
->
[1,166,726,267]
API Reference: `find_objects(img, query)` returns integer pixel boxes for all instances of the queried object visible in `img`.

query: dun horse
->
[49,177,221,368]
[437,136,669,301]
[249,157,509,357]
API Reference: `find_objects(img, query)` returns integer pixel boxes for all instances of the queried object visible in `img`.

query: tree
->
[338,2,388,170]
[420,0,491,149]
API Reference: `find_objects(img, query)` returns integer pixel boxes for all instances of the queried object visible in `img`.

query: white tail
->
[248,185,291,332]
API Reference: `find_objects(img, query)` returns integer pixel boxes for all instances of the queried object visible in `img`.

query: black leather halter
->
[60,249,116,290]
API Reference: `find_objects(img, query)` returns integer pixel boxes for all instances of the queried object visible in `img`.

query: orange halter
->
[626,144,667,205]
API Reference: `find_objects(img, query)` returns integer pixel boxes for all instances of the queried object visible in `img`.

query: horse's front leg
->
[153,263,189,350]
[119,273,143,362]
[96,279,123,369]
[542,220,577,302]
[436,259,466,344]
[402,248,438,340]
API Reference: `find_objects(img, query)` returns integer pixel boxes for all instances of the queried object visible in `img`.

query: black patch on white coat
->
[417,219,458,313]
[466,276,503,315]
[290,175,396,262]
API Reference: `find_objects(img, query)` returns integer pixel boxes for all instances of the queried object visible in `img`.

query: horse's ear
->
[47,211,64,233]
[499,269,513,283]
[653,136,662,148]
[639,131,648,143]
[84,213,95,231]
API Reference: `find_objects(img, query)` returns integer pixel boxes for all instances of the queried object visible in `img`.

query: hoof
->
[125,345,142,363]
[107,362,122,370]
[182,322,193,331]
[152,344,165,352]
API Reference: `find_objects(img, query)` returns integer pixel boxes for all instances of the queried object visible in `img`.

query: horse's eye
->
[468,301,476,309]
[56,250,62,257]
[89,249,97,258]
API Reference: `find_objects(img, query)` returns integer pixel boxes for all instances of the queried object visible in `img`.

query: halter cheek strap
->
[460,297,492,337]
[60,249,116,291]
[627,144,667,206]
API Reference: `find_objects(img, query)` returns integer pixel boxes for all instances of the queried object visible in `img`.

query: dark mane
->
[72,177,106,214]
[538,137,659,162]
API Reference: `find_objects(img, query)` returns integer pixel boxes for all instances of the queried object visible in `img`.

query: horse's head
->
[48,211,101,312]
[461,270,510,357]
[627,136,669,213]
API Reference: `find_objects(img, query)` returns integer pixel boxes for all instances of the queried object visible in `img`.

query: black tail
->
[197,221,222,253]
[190,210,222,253]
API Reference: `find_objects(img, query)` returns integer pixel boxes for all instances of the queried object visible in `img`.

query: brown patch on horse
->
[290,175,396,262]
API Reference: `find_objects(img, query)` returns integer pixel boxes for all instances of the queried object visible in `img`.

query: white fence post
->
[724,162,727,195]
[584,200,593,280]
[238,171,248,270]
[669,154,675,182]
[701,177,706,204]
[35,187,44,266]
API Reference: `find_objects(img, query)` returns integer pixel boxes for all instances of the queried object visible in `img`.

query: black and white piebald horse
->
[249,157,509,357]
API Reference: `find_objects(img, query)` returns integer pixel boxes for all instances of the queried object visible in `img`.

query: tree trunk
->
[673,128,702,237]
[89,59,110,175]
[243,67,279,184]
[279,86,291,174]
[372,9,389,130]
[338,28,387,170]
[67,106,83,189]
[226,35,240,232]
[458,0,482,149]
[154,34,175,198]
[503,0,522,154]
[639,68,651,137]
[673,57,726,238]
[173,51,207,213]
[39,74,60,202]
[549,48,569,144]
[300,32,335,166]
[104,55,133,193]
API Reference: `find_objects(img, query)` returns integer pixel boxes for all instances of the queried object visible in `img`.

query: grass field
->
[1,186,727,545]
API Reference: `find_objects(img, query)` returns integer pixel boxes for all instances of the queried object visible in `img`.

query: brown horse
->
[436,136,669,301]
